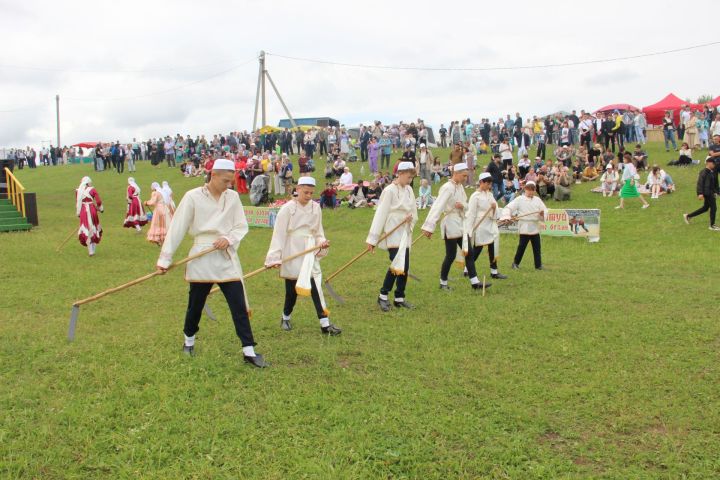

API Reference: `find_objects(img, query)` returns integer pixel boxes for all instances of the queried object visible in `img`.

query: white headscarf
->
[76,176,92,215]
[151,181,169,205]
[161,181,173,207]
[128,177,140,196]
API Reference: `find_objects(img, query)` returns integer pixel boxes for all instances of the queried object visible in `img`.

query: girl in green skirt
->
[616,152,649,209]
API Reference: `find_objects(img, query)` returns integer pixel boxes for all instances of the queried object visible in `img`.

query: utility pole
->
[252,51,298,131]
[55,94,61,147]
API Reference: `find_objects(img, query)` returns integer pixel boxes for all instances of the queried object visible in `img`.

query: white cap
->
[397,161,415,171]
[297,176,316,187]
[453,163,468,172]
[606,164,613,169]
[420,143,426,148]
[478,172,492,182]
[525,180,537,188]
[212,159,235,171]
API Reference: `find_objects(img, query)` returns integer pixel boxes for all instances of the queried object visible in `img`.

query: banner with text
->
[499,208,600,242]
[244,207,280,228]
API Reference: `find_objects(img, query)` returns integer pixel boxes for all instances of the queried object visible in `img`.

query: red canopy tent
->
[641,93,700,125]
[72,142,100,149]
[594,103,639,114]
[709,96,720,107]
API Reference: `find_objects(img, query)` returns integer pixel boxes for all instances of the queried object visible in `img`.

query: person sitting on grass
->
[661,169,675,193]
[417,178,434,209]
[320,183,337,209]
[553,166,572,201]
[347,180,369,208]
[632,144,648,171]
[572,159,583,183]
[332,156,346,177]
[645,166,663,199]
[675,142,693,166]
[601,165,619,197]
[581,163,599,182]
[431,159,442,183]
[367,182,383,206]
[336,167,354,191]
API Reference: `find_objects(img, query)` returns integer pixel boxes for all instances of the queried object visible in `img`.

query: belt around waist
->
[194,233,220,244]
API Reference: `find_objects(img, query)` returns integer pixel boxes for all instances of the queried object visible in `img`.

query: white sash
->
[295,237,329,316]
[389,227,409,275]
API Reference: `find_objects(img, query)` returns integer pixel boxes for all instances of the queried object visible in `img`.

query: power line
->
[64,58,256,102]
[267,41,720,72]
[0,55,259,74]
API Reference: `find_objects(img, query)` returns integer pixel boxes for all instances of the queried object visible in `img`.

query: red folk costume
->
[76,176,103,255]
[235,158,249,194]
[123,177,147,229]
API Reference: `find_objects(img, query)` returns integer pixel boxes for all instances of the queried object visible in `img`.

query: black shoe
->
[511,263,520,270]
[462,271,469,277]
[536,265,544,270]
[393,300,414,309]
[280,317,292,331]
[491,273,508,279]
[471,282,492,290]
[439,284,452,291]
[244,353,268,368]
[182,344,195,357]
[321,324,342,336]
[377,297,391,312]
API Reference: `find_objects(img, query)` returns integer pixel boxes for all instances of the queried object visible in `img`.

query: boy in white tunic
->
[366,162,418,311]
[156,159,266,368]
[421,163,486,290]
[265,177,341,335]
[501,181,548,271]
[464,172,508,280]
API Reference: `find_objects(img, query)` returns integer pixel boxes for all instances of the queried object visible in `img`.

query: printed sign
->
[244,206,279,228]
[499,208,600,242]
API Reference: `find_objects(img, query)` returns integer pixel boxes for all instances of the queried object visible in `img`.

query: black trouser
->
[319,140,327,156]
[103,156,111,170]
[580,133,592,151]
[514,234,542,268]
[440,135,447,148]
[537,142,546,160]
[687,195,717,226]
[381,247,410,299]
[283,278,326,319]
[184,281,256,347]
[116,157,124,173]
[441,237,477,281]
[360,143,368,162]
[471,242,497,270]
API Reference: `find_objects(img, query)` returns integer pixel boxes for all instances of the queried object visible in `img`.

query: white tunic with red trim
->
[265,199,327,280]
[157,186,249,282]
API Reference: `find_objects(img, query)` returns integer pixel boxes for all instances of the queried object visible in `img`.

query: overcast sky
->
[1,0,719,147]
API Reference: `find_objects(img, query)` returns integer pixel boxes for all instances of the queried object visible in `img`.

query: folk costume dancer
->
[366,161,418,311]
[156,159,266,368]
[76,176,103,256]
[421,163,486,291]
[162,180,176,214]
[464,172,508,280]
[501,181,548,271]
[145,182,172,246]
[123,177,148,231]
[264,176,341,335]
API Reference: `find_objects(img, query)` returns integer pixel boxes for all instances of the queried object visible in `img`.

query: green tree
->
[697,94,713,104]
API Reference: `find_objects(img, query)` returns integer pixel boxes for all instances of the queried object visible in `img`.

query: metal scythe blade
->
[68,305,80,341]
[408,273,421,282]
[324,281,345,304]
[203,304,217,321]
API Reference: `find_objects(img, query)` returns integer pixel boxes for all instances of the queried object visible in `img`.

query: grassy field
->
[1,142,719,479]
